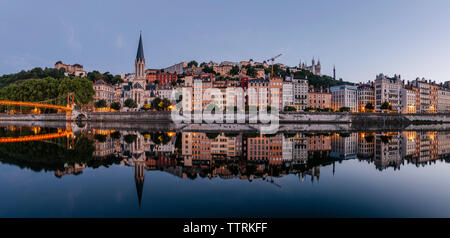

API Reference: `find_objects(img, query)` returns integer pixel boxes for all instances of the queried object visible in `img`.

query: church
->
[299,58,322,76]
[122,33,157,109]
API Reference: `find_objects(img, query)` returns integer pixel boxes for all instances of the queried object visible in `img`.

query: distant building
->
[374,74,403,113]
[299,58,321,76]
[292,78,309,111]
[282,81,294,108]
[146,71,178,86]
[437,88,450,113]
[357,83,375,112]
[409,78,438,113]
[330,85,358,112]
[55,61,86,77]
[93,80,115,104]
[308,88,331,110]
[401,85,419,114]
[163,62,187,74]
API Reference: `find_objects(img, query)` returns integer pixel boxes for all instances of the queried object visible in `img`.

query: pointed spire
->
[136,32,145,61]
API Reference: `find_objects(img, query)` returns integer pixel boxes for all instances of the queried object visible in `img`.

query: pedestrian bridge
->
[0,100,73,112]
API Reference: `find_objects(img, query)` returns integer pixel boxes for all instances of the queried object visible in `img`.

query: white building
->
[330,85,358,112]
[292,79,308,111]
[282,81,294,109]
[438,88,450,113]
[374,74,404,113]
[401,86,418,114]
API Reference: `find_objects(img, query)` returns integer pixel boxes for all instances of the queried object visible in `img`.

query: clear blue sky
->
[1,0,450,83]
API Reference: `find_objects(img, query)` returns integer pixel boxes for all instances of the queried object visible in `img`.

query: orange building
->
[308,88,331,109]
[146,71,178,86]
[247,134,283,165]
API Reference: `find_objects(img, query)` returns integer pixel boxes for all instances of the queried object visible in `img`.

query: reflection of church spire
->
[134,160,145,207]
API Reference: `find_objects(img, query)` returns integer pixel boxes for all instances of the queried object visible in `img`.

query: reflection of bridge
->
[0,130,72,143]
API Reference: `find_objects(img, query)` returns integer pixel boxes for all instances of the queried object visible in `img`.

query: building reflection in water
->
[2,125,450,207]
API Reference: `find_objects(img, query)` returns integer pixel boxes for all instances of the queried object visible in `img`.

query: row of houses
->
[330,74,450,113]
[92,33,450,113]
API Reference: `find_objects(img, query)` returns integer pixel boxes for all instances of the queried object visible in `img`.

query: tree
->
[380,101,392,110]
[141,104,151,111]
[110,101,121,110]
[124,98,137,108]
[293,69,354,89]
[202,66,215,74]
[187,60,198,68]
[161,98,171,110]
[339,107,351,112]
[365,102,374,111]
[284,106,297,112]
[151,97,162,110]
[230,65,240,76]
[246,67,256,77]
[94,99,107,108]
[0,77,95,106]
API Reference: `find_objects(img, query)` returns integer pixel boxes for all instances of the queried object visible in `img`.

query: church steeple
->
[135,32,146,81]
[136,32,145,62]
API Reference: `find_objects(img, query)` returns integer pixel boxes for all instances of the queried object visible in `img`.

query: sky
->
[1,0,450,83]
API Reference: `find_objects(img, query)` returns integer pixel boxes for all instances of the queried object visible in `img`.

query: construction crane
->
[266,54,282,78]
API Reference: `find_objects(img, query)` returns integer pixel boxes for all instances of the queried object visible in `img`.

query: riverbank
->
[1,111,450,133]
[1,111,450,125]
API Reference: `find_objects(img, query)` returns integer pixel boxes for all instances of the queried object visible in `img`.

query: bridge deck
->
[0,100,72,112]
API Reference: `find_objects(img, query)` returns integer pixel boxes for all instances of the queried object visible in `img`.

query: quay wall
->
[1,112,450,124]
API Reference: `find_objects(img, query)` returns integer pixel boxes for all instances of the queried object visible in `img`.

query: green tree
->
[94,99,107,108]
[380,101,392,110]
[339,107,351,112]
[246,67,257,77]
[230,65,240,76]
[151,97,162,110]
[124,98,137,108]
[284,106,297,112]
[110,101,121,110]
[0,77,94,106]
[188,60,198,67]
[365,102,374,111]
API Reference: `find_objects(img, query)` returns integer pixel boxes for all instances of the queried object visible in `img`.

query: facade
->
[437,88,450,113]
[330,85,358,112]
[247,79,269,109]
[282,81,294,108]
[146,71,178,86]
[374,74,403,113]
[93,80,115,104]
[308,88,331,110]
[292,79,309,111]
[357,84,375,112]
[212,64,233,76]
[401,85,419,114]
[55,61,86,77]
[409,78,436,113]
[163,62,187,74]
[269,77,283,110]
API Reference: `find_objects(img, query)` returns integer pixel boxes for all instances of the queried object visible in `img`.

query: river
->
[0,122,450,218]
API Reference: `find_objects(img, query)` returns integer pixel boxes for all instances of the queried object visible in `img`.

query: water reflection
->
[1,125,450,210]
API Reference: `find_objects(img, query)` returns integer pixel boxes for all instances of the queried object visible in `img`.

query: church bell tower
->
[135,32,146,81]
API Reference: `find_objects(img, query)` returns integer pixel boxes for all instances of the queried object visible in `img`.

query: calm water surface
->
[0,124,450,218]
